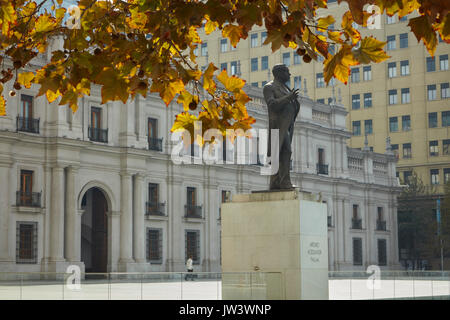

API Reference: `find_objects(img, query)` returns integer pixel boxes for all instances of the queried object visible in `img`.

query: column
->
[133,173,146,263]
[50,166,65,261]
[119,172,134,264]
[65,166,78,262]
[0,164,12,262]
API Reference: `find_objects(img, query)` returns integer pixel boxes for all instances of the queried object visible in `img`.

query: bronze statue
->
[263,64,300,190]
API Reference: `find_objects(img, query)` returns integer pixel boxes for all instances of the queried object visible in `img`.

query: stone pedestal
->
[221,189,329,300]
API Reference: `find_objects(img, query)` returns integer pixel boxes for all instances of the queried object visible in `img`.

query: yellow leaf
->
[150,79,185,106]
[328,30,343,44]
[353,36,390,64]
[217,69,245,93]
[222,24,243,47]
[0,2,16,35]
[268,0,278,14]
[34,14,55,34]
[408,16,438,56]
[17,72,35,89]
[203,63,218,94]
[171,112,197,132]
[0,92,5,116]
[188,26,202,43]
[127,7,148,30]
[46,90,60,103]
[55,8,66,21]
[317,15,335,31]
[205,16,218,35]
[95,67,129,104]
[323,45,358,85]
[177,89,195,111]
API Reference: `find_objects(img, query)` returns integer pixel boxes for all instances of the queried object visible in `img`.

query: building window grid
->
[364,93,372,108]
[402,115,411,131]
[427,57,436,72]
[261,56,268,70]
[442,111,450,127]
[387,35,396,50]
[403,143,412,158]
[443,139,450,155]
[430,169,440,185]
[389,117,398,132]
[352,94,360,110]
[389,90,398,105]
[428,85,437,101]
[316,73,325,88]
[440,54,448,71]
[283,52,291,66]
[444,168,450,184]
[185,230,200,265]
[353,238,363,266]
[378,239,387,266]
[363,66,372,81]
[401,88,410,104]
[251,58,258,72]
[429,140,439,156]
[352,121,361,136]
[364,119,373,135]
[441,83,449,99]
[146,228,162,263]
[399,33,408,48]
[429,112,438,128]
[351,68,360,83]
[250,33,258,48]
[400,60,410,76]
[388,62,397,78]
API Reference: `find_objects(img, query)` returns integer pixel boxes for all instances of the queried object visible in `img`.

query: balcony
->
[352,218,362,229]
[17,116,39,134]
[16,191,41,208]
[88,126,108,143]
[376,220,387,231]
[184,204,203,219]
[148,137,163,151]
[316,163,329,175]
[145,202,166,216]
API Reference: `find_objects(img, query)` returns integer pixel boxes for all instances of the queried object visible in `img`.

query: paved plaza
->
[0,279,449,300]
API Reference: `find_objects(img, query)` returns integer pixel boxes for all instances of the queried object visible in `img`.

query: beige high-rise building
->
[196,2,450,195]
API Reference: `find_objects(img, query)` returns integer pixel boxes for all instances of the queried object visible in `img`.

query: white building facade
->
[0,49,402,275]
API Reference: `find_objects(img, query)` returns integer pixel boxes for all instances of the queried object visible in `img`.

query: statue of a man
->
[263,64,300,190]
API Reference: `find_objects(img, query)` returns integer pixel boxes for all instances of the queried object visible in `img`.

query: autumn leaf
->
[177,89,196,111]
[409,15,438,56]
[205,15,219,35]
[34,14,55,34]
[353,36,390,64]
[150,78,185,106]
[0,1,16,35]
[317,15,335,31]
[217,69,246,93]
[17,72,35,89]
[95,67,129,104]
[323,44,358,84]
[203,63,218,94]
[171,112,197,132]
[222,24,244,47]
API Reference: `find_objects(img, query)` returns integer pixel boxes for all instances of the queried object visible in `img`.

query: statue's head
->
[272,64,290,83]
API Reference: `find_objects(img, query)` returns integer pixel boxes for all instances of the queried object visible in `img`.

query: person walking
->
[185,256,194,281]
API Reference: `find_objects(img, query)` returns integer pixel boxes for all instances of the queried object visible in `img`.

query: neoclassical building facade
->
[0,45,402,275]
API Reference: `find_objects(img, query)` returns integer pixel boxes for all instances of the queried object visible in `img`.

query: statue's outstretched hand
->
[290,89,299,100]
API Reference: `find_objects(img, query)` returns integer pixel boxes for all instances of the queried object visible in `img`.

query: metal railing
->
[184,205,203,219]
[148,137,163,151]
[317,163,329,175]
[352,218,362,229]
[16,116,39,134]
[376,220,387,231]
[0,271,282,300]
[16,191,41,207]
[88,126,108,143]
[145,202,166,216]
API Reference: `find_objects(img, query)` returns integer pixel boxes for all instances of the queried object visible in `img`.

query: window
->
[403,171,412,183]
[391,144,399,159]
[364,93,372,108]
[441,83,449,99]
[146,228,162,263]
[193,46,199,56]
[251,58,258,72]
[427,84,437,101]
[294,52,301,65]
[293,76,301,89]
[429,112,438,128]
[364,120,373,135]
[353,238,363,266]
[185,230,200,264]
[91,107,101,129]
[20,169,33,199]
[430,169,439,185]
[351,94,360,110]
[16,222,37,264]
[402,115,411,131]
[261,31,267,44]
[445,168,450,183]
[387,35,396,50]
[399,33,408,48]
[403,143,412,158]
[201,43,208,56]
[377,239,387,266]
[401,88,410,104]
[389,117,398,132]
[148,183,159,204]
[187,187,196,206]
[363,66,372,81]
[442,111,450,126]
[399,15,408,22]
[351,68,360,83]
[386,15,396,24]
[328,97,333,105]
[220,38,228,52]
[316,73,325,88]
[148,118,158,139]
[220,62,227,71]
[251,82,258,87]
[427,56,436,72]
[352,121,361,136]
[444,139,450,155]
[429,140,439,156]
[388,89,397,105]
[388,62,396,78]
[20,94,33,118]
[250,33,258,48]
[283,52,290,66]
[317,98,325,104]
[261,56,268,70]
[400,60,410,76]
[440,54,448,70]
[230,61,237,75]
